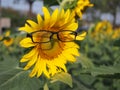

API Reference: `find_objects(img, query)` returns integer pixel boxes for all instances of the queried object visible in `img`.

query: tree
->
[26,0,35,16]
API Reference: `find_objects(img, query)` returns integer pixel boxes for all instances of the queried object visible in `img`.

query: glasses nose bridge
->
[52,32,58,35]
[50,32,59,40]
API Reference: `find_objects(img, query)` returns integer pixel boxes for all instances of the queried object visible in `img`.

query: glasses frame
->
[27,30,78,43]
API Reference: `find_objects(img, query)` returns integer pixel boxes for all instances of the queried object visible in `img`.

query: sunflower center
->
[38,41,65,60]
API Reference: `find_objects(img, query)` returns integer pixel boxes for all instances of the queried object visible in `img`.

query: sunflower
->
[19,7,86,78]
[3,31,14,47]
[0,36,3,41]
[91,21,113,41]
[72,0,93,18]
[94,21,113,35]
[112,28,120,39]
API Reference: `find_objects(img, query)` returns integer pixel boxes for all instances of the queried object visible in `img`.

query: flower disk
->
[19,7,85,78]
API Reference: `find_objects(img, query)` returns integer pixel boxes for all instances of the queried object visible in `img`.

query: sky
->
[1,0,120,24]
[1,0,43,14]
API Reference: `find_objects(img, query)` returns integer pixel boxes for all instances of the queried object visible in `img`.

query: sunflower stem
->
[56,0,61,4]
[59,0,75,11]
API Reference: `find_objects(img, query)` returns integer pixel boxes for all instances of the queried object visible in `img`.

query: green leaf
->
[0,71,42,90]
[81,65,120,78]
[64,0,78,10]
[0,57,42,90]
[76,54,94,69]
[44,83,49,90]
[94,82,109,90]
[43,0,59,7]
[113,38,120,47]
[50,72,73,87]
[113,80,120,89]
[90,66,119,76]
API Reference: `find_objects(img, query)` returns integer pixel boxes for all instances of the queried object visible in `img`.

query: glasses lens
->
[58,31,76,42]
[32,31,52,43]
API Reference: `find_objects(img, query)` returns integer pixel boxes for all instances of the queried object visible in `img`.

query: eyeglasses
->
[27,30,78,43]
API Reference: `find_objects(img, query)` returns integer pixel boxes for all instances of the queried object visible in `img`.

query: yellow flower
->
[112,28,120,39]
[3,31,14,47]
[91,21,113,40]
[19,7,86,78]
[5,30,11,37]
[3,39,13,47]
[0,36,3,41]
[72,0,93,18]
[95,21,113,34]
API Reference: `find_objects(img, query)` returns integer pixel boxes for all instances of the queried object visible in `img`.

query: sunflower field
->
[0,0,120,90]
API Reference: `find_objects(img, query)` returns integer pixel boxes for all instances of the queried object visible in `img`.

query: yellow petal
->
[29,58,42,77]
[20,48,37,62]
[42,60,50,78]
[47,61,57,76]
[43,7,50,20]
[50,8,58,27]
[64,9,70,21]
[24,53,38,70]
[42,7,50,27]
[62,49,76,62]
[19,24,33,33]
[27,20,38,28]
[55,60,67,72]
[29,67,37,77]
[61,64,67,72]
[57,55,67,64]
[76,32,86,40]
[65,42,79,49]
[58,9,65,20]
[20,58,29,63]
[20,37,35,48]
[37,14,43,25]
[37,59,43,77]
[64,23,78,31]
[65,48,80,56]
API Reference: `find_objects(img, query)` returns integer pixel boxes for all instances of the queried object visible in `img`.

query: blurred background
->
[0,0,120,33]
[0,0,120,90]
